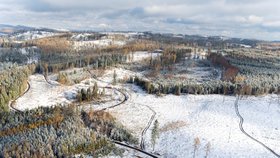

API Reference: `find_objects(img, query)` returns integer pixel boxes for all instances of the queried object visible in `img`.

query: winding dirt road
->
[9,81,30,112]
[88,69,159,157]
[10,73,158,158]
[47,71,159,158]
[234,96,280,158]
[98,87,129,111]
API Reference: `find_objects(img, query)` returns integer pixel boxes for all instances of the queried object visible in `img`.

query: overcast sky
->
[0,0,280,40]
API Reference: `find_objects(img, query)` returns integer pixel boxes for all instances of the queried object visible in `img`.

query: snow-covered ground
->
[71,33,93,41]
[13,75,74,110]
[127,51,161,63]
[13,72,126,111]
[12,68,280,158]
[96,68,279,158]
[73,39,126,50]
[10,31,60,41]
[13,74,102,110]
[108,84,280,158]
[97,67,144,84]
[71,32,132,50]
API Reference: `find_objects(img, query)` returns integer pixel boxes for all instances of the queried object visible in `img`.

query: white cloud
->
[144,5,188,16]
[263,21,280,27]
[248,15,263,24]
[235,15,263,24]
[0,0,280,40]
[98,23,110,29]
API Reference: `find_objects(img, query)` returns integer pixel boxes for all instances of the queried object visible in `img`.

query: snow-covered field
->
[13,68,280,158]
[13,75,74,110]
[94,68,279,158]
[108,84,280,158]
[13,72,126,111]
[13,74,105,110]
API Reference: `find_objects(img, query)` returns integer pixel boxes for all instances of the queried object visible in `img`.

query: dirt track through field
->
[234,96,280,158]
[87,70,159,157]
[135,102,157,150]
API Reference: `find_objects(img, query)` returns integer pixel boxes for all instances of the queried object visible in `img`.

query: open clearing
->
[109,84,280,158]
[12,67,280,158]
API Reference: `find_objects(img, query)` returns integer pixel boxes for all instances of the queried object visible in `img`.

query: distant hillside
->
[0,24,71,40]
[0,24,35,35]
[147,32,263,48]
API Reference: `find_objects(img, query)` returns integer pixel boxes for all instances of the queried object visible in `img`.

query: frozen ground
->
[96,67,145,84]
[127,51,161,63]
[13,74,116,110]
[88,68,280,158]
[108,84,280,158]
[12,68,280,158]
[13,75,74,110]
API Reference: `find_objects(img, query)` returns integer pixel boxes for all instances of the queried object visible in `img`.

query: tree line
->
[129,76,280,96]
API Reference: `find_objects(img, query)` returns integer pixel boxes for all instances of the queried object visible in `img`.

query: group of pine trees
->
[130,76,280,96]
[82,110,137,144]
[76,82,99,102]
[0,105,136,157]
[225,50,280,95]
[0,64,35,112]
